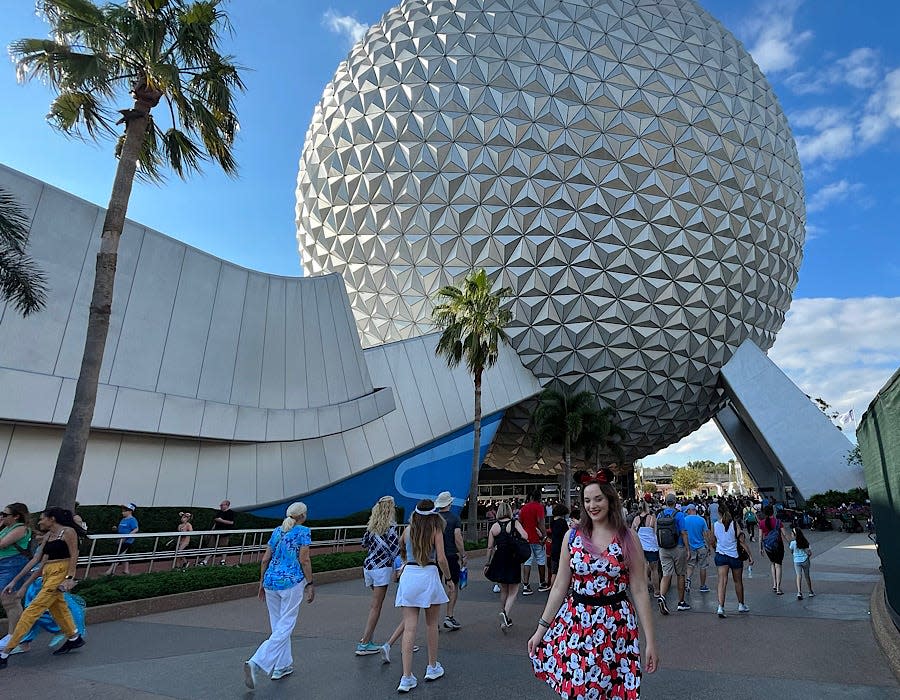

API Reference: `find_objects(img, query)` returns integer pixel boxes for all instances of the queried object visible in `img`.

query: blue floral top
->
[263,525,312,590]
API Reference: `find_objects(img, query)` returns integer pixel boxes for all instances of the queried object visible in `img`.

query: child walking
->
[789,527,815,599]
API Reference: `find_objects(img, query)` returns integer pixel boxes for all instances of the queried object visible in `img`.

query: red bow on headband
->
[580,469,612,485]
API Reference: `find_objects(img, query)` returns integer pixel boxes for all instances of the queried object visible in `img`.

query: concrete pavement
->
[1,531,896,699]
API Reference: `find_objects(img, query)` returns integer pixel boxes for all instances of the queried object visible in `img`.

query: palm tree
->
[0,187,47,316]
[10,0,245,509]
[531,388,603,507]
[433,268,513,541]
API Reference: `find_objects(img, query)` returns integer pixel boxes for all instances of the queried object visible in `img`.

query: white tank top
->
[636,514,658,552]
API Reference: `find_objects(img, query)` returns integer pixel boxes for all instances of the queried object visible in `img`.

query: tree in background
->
[671,466,703,496]
[0,186,47,316]
[531,389,616,506]
[11,0,245,509]
[433,268,512,540]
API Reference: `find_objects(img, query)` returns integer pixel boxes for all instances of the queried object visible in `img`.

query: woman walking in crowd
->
[790,526,815,599]
[483,501,529,632]
[394,499,452,693]
[244,502,315,689]
[0,503,32,634]
[712,506,752,618]
[529,470,658,699]
[0,567,87,653]
[548,503,570,587]
[759,505,785,595]
[632,499,661,598]
[1,508,85,669]
[356,495,400,656]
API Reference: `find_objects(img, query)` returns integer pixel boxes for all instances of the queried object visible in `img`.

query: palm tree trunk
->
[564,436,572,508]
[465,370,483,543]
[45,103,151,510]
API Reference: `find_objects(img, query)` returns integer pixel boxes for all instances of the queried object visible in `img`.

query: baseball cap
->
[665,493,677,505]
[686,503,697,512]
[122,502,137,512]
[434,491,453,508]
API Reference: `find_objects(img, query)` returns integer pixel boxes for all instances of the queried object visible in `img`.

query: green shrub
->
[806,488,869,509]
[0,551,367,616]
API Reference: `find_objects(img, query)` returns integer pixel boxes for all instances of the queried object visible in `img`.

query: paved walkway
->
[2,531,897,699]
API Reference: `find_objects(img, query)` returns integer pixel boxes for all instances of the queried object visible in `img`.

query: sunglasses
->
[1,512,12,517]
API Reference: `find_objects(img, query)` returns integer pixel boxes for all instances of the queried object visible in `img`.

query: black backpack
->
[656,510,679,549]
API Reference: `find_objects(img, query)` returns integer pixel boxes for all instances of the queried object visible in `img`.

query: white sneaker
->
[717,606,726,619]
[425,662,444,681]
[397,674,418,692]
[271,666,293,680]
[381,643,391,664]
[243,661,259,689]
[738,603,750,613]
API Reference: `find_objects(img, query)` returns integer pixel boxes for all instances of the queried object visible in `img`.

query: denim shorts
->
[793,559,810,574]
[524,543,547,566]
[0,554,29,591]
[714,552,743,570]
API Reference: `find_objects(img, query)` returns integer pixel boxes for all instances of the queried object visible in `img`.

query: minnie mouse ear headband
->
[578,468,614,486]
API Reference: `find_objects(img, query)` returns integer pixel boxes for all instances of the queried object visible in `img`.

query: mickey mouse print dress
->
[531,530,641,699]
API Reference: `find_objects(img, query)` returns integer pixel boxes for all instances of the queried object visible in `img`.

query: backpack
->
[656,510,679,549]
[744,508,757,523]
[763,518,782,553]
[496,521,531,563]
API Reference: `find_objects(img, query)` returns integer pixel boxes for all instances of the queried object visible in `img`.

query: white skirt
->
[395,564,448,608]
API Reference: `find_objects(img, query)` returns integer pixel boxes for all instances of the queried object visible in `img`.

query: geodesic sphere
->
[295,0,805,458]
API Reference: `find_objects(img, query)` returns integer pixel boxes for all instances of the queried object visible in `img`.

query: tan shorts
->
[660,546,686,577]
[687,546,709,570]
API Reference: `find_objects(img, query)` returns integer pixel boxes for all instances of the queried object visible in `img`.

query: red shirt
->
[518,501,545,544]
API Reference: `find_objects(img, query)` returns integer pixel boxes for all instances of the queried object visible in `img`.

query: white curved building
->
[0,164,540,516]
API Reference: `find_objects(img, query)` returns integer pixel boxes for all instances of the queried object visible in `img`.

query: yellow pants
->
[6,560,76,650]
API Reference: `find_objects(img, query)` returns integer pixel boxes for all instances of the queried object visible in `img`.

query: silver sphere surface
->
[296,0,805,458]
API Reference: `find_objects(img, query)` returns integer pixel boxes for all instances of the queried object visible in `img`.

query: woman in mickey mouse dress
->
[528,470,659,699]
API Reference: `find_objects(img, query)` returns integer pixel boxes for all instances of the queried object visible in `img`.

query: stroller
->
[812,512,833,531]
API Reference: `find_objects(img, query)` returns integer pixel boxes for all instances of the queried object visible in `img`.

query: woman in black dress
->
[483,501,529,632]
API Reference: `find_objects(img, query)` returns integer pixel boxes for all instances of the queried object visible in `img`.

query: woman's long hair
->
[409,499,445,566]
[281,502,307,532]
[720,503,735,533]
[496,501,513,520]
[5,502,30,526]
[367,496,396,535]
[794,527,810,549]
[43,507,78,535]
[578,482,635,569]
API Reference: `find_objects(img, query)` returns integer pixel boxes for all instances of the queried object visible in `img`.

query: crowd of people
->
[0,485,827,697]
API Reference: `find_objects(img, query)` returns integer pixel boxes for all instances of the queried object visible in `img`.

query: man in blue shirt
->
[683,502,711,596]
[657,493,690,613]
[106,502,139,575]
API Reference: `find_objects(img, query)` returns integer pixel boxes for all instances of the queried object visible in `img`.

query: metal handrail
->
[78,525,370,577]
[77,520,493,578]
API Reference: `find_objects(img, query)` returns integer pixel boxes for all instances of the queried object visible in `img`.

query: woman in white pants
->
[244,502,315,689]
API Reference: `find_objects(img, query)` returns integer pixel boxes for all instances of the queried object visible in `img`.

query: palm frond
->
[13,0,245,181]
[0,188,48,316]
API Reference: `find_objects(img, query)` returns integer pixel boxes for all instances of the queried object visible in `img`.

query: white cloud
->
[806,179,864,213]
[795,122,855,164]
[742,0,813,74]
[787,47,881,94]
[859,68,900,146]
[323,10,368,45]
[642,297,900,467]
[836,48,881,89]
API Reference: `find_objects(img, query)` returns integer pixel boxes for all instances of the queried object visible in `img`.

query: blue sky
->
[1,1,898,467]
